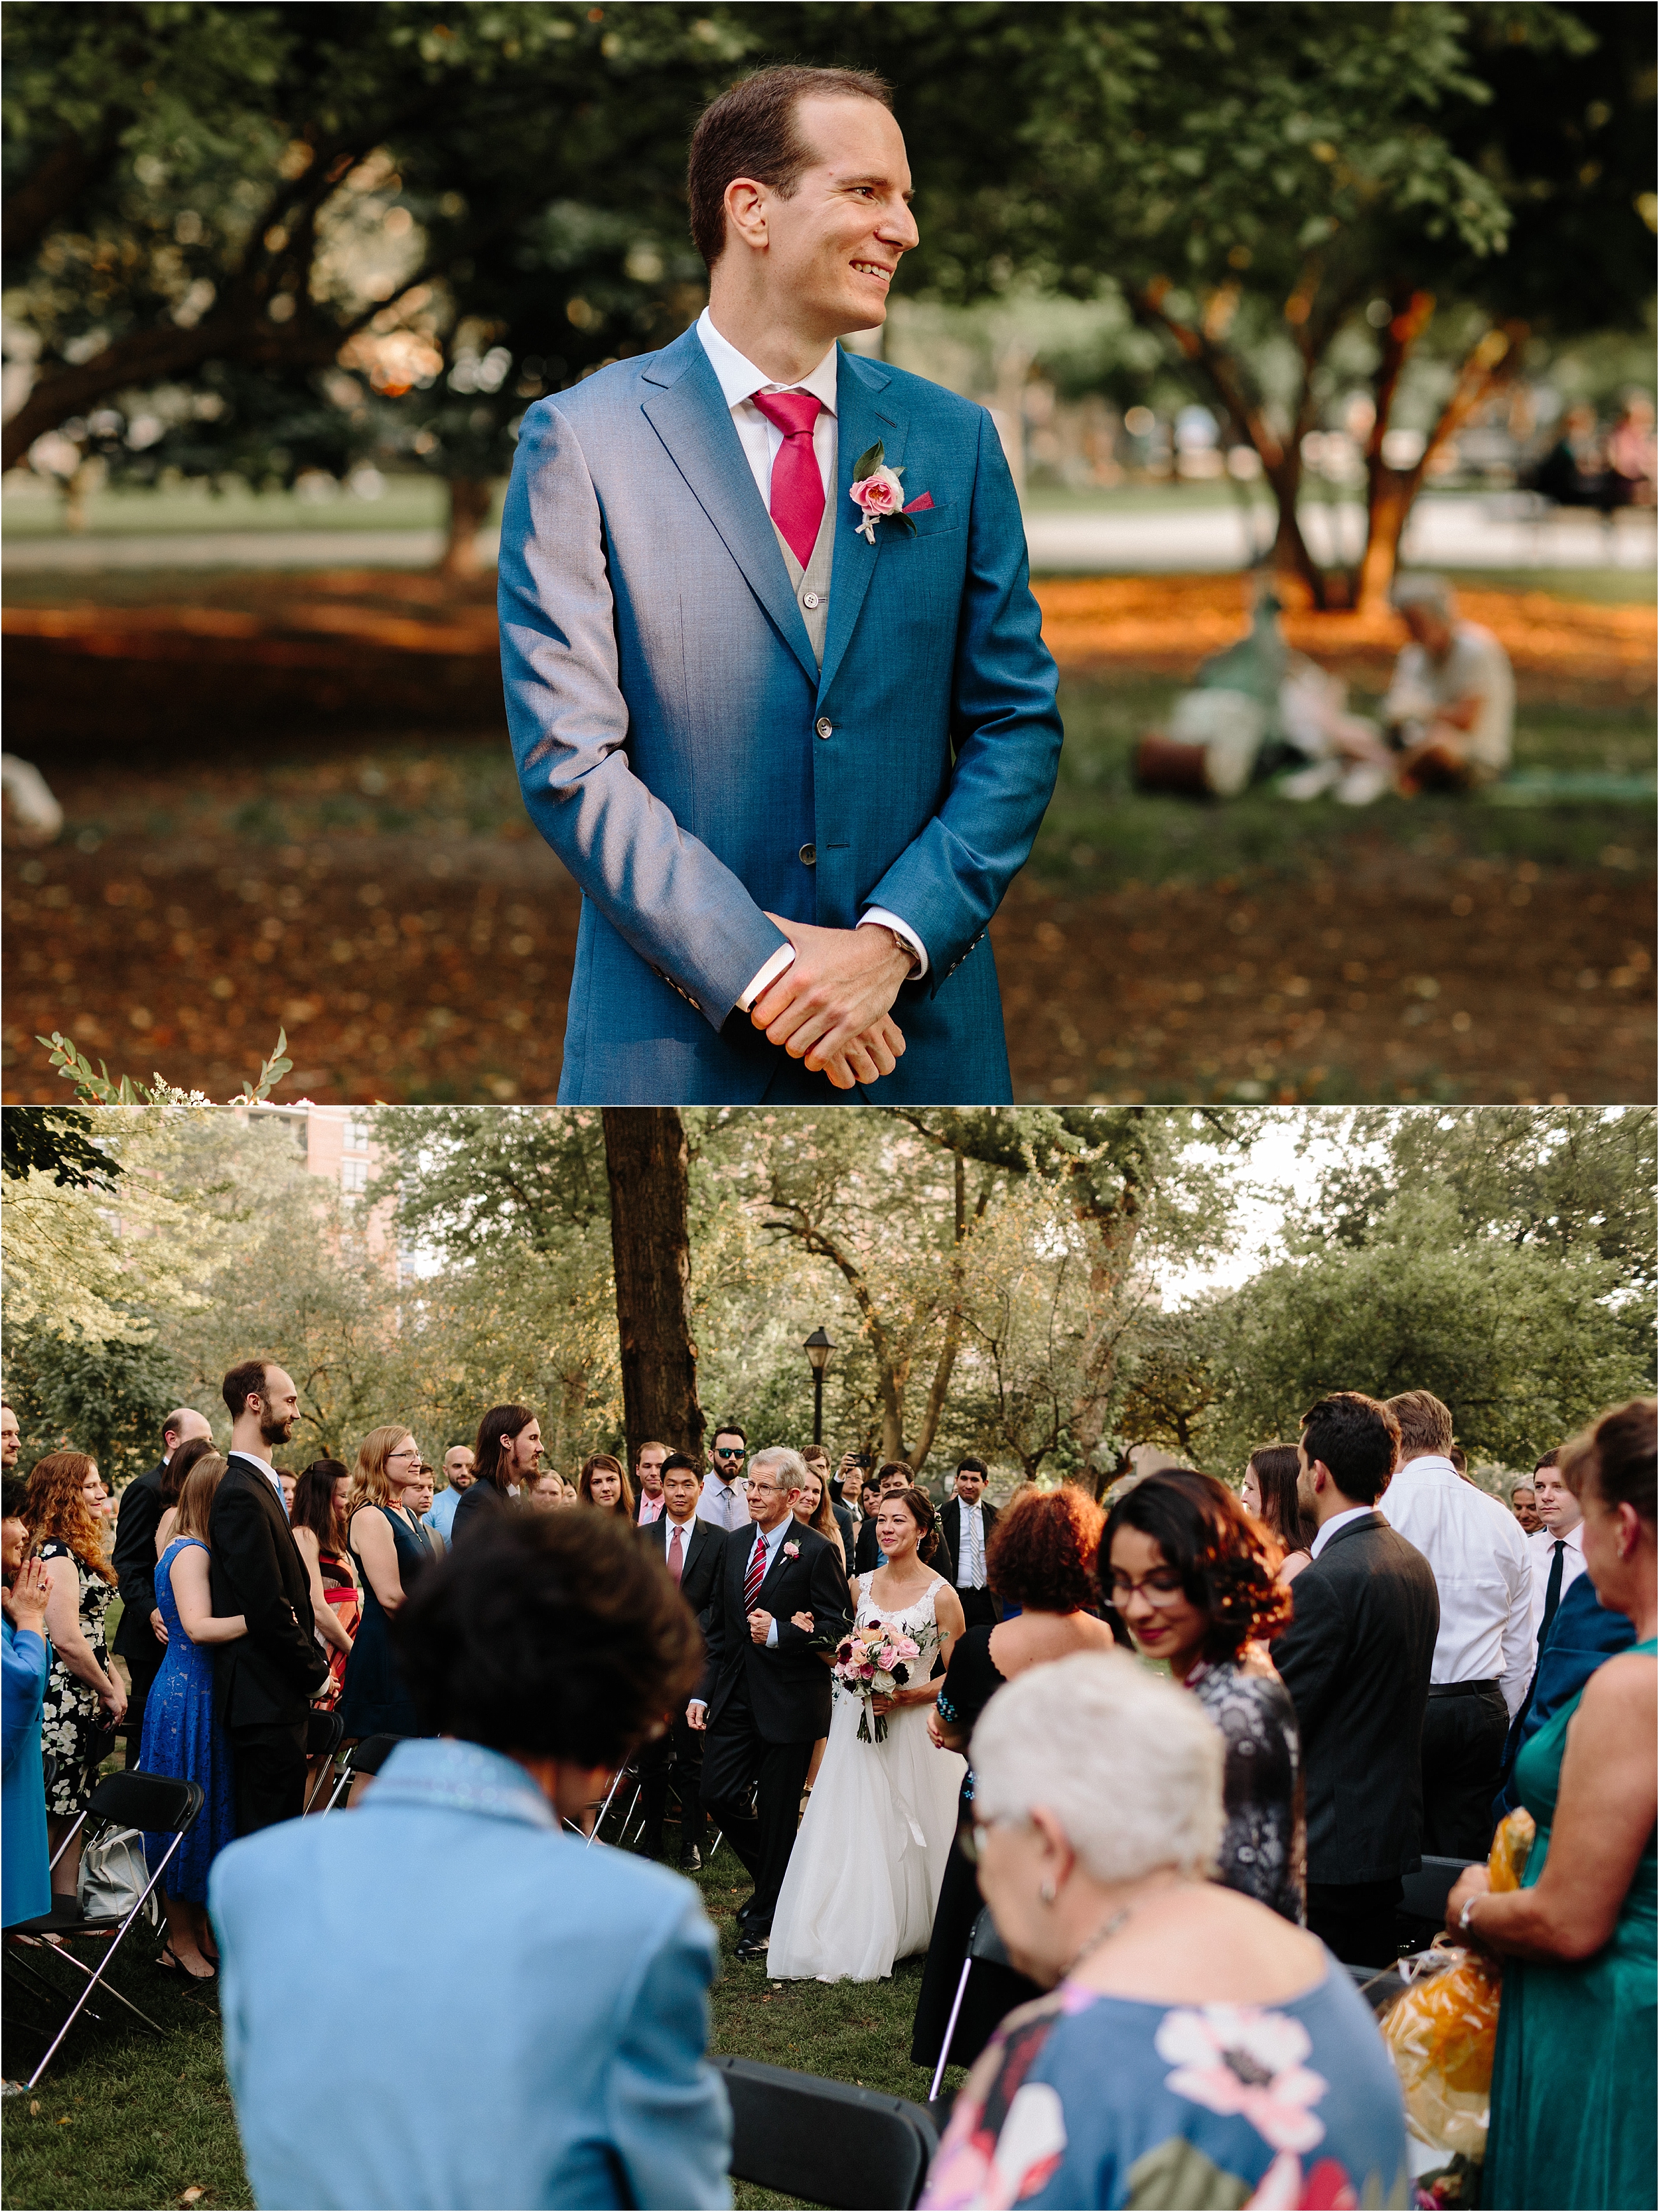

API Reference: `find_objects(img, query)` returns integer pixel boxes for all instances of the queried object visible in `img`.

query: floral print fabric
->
[36,1539,116,1817]
[920,1969,1408,2211]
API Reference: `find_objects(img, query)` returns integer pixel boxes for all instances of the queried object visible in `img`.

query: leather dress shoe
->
[679,1846,703,1873]
[733,1930,770,1962]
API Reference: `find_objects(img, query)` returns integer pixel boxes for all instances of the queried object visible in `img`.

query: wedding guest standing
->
[211,1510,730,2211]
[940,1460,999,1630]
[911,1485,1121,2073]
[340,1427,434,1746]
[1240,1444,1315,1585]
[637,1456,721,1870]
[1104,1469,1305,1922]
[210,1361,329,1834]
[142,1454,244,1980]
[1530,1451,1587,1640]
[697,1424,751,1534]
[25,1451,125,1900]
[920,1657,1408,2212]
[153,1435,218,1562]
[790,1458,848,1570]
[578,1453,635,1520]
[1271,1394,1438,1969]
[422,1445,476,1543]
[288,1460,359,1708]
[1453,1399,1656,2212]
[2,1482,52,1930]
[112,1408,212,1769]
[450,1405,541,1545]
[634,1441,668,1525]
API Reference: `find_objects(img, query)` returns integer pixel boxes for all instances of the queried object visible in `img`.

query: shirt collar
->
[1536,1521,1584,1554]
[697,308,839,416]
[1392,1454,1457,1486]
[1310,1503,1374,1558]
[364,1739,560,1830]
[234,1449,285,1502]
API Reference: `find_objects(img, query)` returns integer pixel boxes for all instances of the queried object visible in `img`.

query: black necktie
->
[1539,1539,1566,1645]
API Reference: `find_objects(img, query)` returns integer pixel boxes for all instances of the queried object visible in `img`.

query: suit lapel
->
[639,330,818,687]
[818,350,903,702]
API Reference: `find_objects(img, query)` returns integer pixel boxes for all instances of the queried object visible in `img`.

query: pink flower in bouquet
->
[1155,2005,1328,2156]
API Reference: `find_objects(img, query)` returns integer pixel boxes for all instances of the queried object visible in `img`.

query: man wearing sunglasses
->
[698,1426,751,1534]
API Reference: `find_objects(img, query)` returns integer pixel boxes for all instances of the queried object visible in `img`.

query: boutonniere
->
[849,441,934,543]
[782,1539,801,1560]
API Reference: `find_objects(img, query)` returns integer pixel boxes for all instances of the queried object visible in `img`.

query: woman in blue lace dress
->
[140,1454,245,1980]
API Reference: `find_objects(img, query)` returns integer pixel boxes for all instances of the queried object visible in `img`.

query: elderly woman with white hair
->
[921,1655,1408,2212]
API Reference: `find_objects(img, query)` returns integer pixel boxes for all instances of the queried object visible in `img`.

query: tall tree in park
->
[601,1109,705,1468]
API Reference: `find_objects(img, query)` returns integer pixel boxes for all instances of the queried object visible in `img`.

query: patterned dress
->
[36,1539,116,1817]
[1186,1655,1305,1925]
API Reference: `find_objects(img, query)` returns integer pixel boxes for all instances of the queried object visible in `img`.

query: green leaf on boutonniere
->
[851,440,885,481]
[891,513,917,535]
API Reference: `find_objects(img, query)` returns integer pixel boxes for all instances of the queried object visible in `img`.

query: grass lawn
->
[1,1845,958,2211]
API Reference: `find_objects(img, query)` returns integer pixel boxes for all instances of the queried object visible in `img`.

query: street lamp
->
[803,1326,835,1446]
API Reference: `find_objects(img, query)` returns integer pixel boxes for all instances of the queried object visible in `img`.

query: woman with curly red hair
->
[911,1483,1124,2073]
[23,1450,125,1898]
[1103,1468,1304,1925]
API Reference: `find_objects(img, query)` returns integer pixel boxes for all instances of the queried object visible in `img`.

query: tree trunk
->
[439,475,492,577]
[602,1108,704,1470]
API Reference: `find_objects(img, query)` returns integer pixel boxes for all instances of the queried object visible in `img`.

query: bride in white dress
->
[768,1488,968,1981]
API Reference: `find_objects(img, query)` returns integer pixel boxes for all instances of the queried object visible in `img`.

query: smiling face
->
[81,1463,109,1519]
[727,94,918,342]
[794,1469,824,1523]
[1107,1524,1208,1680]
[1240,1466,1262,1517]
[875,1497,919,1564]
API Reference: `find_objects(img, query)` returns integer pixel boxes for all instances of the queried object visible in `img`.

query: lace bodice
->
[854,1574,947,1674]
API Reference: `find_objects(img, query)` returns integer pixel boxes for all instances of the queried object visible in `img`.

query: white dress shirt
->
[697,1470,751,1533]
[234,1448,288,1511]
[954,1499,987,1589]
[743,1515,793,1647]
[1309,1503,1375,1558]
[1382,1455,1534,1714]
[1528,1520,1586,1639]
[694,309,928,1010]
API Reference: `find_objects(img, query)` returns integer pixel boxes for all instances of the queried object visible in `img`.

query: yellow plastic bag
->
[1376,1809,1536,2164]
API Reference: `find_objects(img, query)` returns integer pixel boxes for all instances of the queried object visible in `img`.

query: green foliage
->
[0,1105,119,1190]
[36,1026,291,1105]
[7,1319,188,1485]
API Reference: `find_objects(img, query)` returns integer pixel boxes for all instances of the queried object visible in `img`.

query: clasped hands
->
[749,915,911,1091]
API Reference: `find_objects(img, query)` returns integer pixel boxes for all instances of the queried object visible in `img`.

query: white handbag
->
[77,1825,159,1927]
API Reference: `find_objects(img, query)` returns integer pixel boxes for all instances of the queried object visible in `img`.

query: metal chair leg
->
[25,1837,184,2089]
[13,1935,167,2036]
[929,1955,975,2103]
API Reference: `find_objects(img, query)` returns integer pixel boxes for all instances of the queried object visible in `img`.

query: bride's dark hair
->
[885,1487,940,1565]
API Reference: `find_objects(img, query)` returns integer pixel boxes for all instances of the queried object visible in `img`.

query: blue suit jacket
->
[2,1618,50,1929]
[1492,1572,1636,1819]
[209,1739,731,2209]
[498,326,1062,1103]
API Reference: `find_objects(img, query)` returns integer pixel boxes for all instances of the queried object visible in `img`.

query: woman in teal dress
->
[1447,1399,1656,2212]
[339,1425,435,1744]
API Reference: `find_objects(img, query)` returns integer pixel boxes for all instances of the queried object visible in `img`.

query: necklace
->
[1057,1905,1133,1980]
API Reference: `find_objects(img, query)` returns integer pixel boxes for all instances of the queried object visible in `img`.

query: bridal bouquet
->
[832,1620,921,1743]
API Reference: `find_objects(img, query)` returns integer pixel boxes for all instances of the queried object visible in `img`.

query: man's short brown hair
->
[687,64,893,269]
[1387,1390,1455,1462]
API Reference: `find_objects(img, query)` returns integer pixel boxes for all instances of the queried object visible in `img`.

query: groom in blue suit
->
[499,64,1062,1104]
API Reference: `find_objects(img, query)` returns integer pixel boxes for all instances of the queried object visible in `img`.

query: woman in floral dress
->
[25,1451,125,1900]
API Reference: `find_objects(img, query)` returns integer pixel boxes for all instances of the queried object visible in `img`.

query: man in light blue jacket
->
[499,64,1062,1105]
[210,1511,729,2209]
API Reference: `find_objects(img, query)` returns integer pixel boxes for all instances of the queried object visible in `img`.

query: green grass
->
[1,1848,954,2212]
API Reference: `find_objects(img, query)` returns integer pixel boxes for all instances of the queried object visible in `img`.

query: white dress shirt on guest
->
[954,1499,988,1589]
[1528,1520,1586,1638]
[1382,1454,1533,1714]
[1309,1504,1374,1559]
[697,1471,750,1535]
[694,307,926,1012]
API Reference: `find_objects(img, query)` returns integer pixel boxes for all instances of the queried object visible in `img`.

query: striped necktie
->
[966,1507,983,1588]
[743,1531,770,1610]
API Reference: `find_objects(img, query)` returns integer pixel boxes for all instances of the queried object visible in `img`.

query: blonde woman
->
[792,1459,847,1570]
[25,1451,125,1898]
[338,1428,433,1743]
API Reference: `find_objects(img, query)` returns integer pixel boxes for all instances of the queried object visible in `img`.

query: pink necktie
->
[751,389,824,568]
[668,1523,684,1586]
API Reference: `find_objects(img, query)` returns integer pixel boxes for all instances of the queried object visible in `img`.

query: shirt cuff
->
[859,908,928,979]
[737,943,796,1013]
[765,1616,779,1648]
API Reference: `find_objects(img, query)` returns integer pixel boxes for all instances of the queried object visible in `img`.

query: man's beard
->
[259,1413,293,1446]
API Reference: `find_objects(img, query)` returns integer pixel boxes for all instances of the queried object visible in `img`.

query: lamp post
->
[803,1326,835,1447]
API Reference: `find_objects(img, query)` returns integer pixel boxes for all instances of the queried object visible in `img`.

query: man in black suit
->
[689,1446,851,1960]
[939,1457,999,1631]
[112,1406,212,1767]
[1273,1391,1440,1970]
[210,1359,329,1835]
[637,1454,721,1868]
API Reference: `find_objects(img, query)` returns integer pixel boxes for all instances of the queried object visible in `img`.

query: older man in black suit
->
[210,1359,329,1835]
[939,1457,999,1630]
[1273,1391,1440,1970]
[689,1446,851,1960]
[637,1454,722,1868]
[111,1405,213,1767]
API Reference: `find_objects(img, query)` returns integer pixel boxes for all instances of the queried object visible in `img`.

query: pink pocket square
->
[902,492,934,514]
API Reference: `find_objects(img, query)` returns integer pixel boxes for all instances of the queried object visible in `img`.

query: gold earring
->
[1039,1879,1057,1905]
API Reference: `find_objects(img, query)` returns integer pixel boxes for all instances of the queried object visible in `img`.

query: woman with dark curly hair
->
[1104,1468,1305,1924]
[910,1484,1125,2071]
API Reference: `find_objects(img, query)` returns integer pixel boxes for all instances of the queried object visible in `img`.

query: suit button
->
[799,843,817,866]
[803,592,821,610]
[815,717,833,738]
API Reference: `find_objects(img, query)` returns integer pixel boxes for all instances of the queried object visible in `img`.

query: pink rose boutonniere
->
[782,1539,801,1560]
[849,441,932,543]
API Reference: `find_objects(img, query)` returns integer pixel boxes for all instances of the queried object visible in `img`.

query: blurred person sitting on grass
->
[920,1654,1408,2211]
[209,1509,729,2211]
[3,1478,52,1930]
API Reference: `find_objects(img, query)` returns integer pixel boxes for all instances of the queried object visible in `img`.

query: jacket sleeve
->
[112,1476,162,1622]
[2,1627,49,1777]
[695,1536,731,1704]
[214,1484,328,1693]
[798,1538,852,1655]
[863,406,1064,985]
[498,399,786,1028]
[1271,1564,1347,1744]
[605,1893,731,2209]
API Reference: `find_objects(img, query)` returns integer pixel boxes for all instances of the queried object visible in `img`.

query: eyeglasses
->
[388,1448,420,1463]
[1108,1572,1190,1609]
[957,1815,1027,1866]
[713,1447,745,1461]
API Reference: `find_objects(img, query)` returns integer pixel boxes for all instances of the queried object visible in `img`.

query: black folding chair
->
[928,1905,1011,2101]
[321,1732,407,1812]
[712,2053,939,2211]
[301,1708,346,1813]
[3,1769,203,2089]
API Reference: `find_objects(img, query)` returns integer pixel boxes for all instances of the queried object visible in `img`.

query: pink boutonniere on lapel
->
[782,1539,801,1560]
[849,441,934,543]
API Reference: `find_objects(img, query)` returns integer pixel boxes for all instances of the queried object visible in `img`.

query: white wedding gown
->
[768,1576,967,1982]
